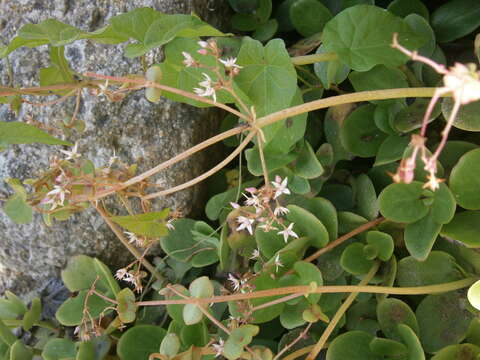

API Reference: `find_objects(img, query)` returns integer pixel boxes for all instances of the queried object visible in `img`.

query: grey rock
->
[0,0,230,298]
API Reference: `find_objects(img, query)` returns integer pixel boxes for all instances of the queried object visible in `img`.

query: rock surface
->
[0,0,230,297]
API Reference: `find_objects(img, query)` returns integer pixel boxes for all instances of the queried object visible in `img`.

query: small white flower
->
[274,254,284,272]
[193,73,217,103]
[228,274,241,292]
[271,176,291,199]
[60,142,81,161]
[124,231,139,244]
[182,52,196,67]
[108,149,118,167]
[236,216,254,235]
[166,219,175,231]
[219,57,243,70]
[250,249,260,260]
[43,185,70,209]
[257,222,278,232]
[244,193,261,208]
[198,40,209,48]
[212,338,224,358]
[277,223,298,243]
[274,206,289,217]
[115,268,128,280]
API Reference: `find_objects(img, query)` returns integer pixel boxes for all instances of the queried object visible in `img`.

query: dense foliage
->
[1,0,480,359]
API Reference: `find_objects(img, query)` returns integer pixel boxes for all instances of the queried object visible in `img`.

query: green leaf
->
[396,251,463,287]
[340,104,387,158]
[224,325,259,360]
[93,258,121,296]
[293,261,323,304]
[235,37,297,118]
[314,44,350,89]
[374,134,410,167]
[430,183,456,224]
[182,304,203,325]
[326,331,383,360]
[378,182,429,223]
[322,5,425,71]
[280,301,308,329]
[449,148,480,210]
[109,8,225,58]
[61,255,110,293]
[291,141,324,179]
[255,226,286,259]
[387,0,429,20]
[404,212,442,261]
[253,19,278,42]
[394,98,441,133]
[0,122,72,146]
[189,276,214,299]
[42,339,76,360]
[324,104,355,164]
[180,321,209,347]
[441,211,480,247]
[443,98,480,132]
[249,274,284,323]
[110,210,169,237]
[377,298,419,342]
[0,319,16,346]
[0,292,27,319]
[39,46,75,89]
[349,65,408,105]
[340,243,374,275]
[160,219,219,267]
[117,325,166,360]
[366,231,394,261]
[431,344,480,360]
[55,290,112,326]
[369,337,407,358]
[116,288,137,324]
[397,324,425,360]
[416,291,475,353]
[228,0,259,14]
[159,333,180,358]
[431,0,480,43]
[3,195,32,225]
[438,141,477,175]
[289,0,332,37]
[286,205,329,248]
[354,174,379,221]
[22,298,41,332]
[10,340,33,360]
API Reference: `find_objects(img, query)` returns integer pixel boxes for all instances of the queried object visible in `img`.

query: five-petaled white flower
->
[166,219,175,231]
[182,52,196,67]
[274,254,283,272]
[219,57,243,70]
[271,176,291,199]
[228,274,241,292]
[198,41,209,48]
[274,206,289,217]
[43,185,70,209]
[236,216,254,235]
[60,142,81,161]
[277,223,298,243]
[212,338,225,358]
[115,268,128,280]
[193,73,217,103]
[124,231,139,244]
[250,249,260,260]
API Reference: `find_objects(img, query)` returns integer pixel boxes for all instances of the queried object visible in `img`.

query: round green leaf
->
[224,325,259,360]
[431,344,480,360]
[379,182,429,223]
[430,183,456,224]
[346,300,379,335]
[117,325,166,360]
[228,0,259,14]
[397,251,463,287]
[438,141,477,174]
[340,243,374,275]
[450,148,480,210]
[431,0,480,43]
[416,291,475,353]
[443,98,480,132]
[280,301,308,329]
[249,274,285,323]
[366,231,394,261]
[292,141,324,179]
[354,174,379,221]
[253,19,278,42]
[374,134,411,167]
[116,288,137,324]
[274,0,297,32]
[340,104,387,158]
[387,0,429,20]
[42,339,76,360]
[377,298,419,342]
[441,211,480,247]
[369,337,407,358]
[10,340,33,360]
[394,98,441,133]
[293,261,323,304]
[314,44,350,89]
[189,276,214,299]
[181,322,209,347]
[290,0,332,37]
[286,205,329,248]
[397,324,425,360]
[182,304,203,326]
[468,280,480,311]
[55,290,112,326]
[404,212,442,261]
[160,333,180,357]
[322,5,425,71]
[326,331,382,360]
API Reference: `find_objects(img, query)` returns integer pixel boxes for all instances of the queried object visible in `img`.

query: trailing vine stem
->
[136,277,476,306]
[306,262,380,360]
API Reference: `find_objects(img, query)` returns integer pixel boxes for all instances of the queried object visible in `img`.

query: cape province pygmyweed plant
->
[1,1,480,359]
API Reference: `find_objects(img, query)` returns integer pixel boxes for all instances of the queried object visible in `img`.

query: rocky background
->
[0,0,230,300]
